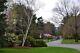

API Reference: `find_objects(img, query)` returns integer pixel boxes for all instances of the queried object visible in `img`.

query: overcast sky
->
[36,0,58,21]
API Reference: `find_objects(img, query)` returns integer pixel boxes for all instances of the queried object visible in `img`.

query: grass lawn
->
[62,39,80,44]
[0,47,80,53]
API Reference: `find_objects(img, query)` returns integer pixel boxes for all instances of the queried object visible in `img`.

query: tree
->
[0,0,7,47]
[53,0,70,18]
[22,0,43,46]
[37,17,44,38]
[28,14,39,38]
[0,0,7,35]
[71,3,80,42]
[44,22,55,35]
[53,0,80,42]
[6,3,33,46]
[7,0,43,46]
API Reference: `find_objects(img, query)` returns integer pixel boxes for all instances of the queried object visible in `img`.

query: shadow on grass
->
[0,50,4,53]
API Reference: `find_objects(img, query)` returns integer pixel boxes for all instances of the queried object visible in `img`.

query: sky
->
[36,0,57,20]
[35,0,59,27]
[7,0,60,27]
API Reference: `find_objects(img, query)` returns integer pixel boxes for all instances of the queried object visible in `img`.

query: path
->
[47,39,80,51]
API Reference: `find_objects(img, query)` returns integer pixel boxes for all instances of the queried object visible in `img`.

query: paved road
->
[47,39,80,51]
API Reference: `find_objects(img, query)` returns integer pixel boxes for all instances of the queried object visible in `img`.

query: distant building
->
[44,34,53,37]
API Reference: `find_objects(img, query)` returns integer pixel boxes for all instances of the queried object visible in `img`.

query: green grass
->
[0,47,80,53]
[62,39,80,44]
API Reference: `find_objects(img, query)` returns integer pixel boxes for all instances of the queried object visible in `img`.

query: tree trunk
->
[22,15,33,47]
[74,14,78,42]
[75,39,78,42]
[75,34,78,42]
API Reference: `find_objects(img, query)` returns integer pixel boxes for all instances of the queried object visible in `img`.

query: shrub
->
[25,36,47,47]
[0,36,8,48]
[24,36,35,47]
[5,33,19,47]
[35,40,47,47]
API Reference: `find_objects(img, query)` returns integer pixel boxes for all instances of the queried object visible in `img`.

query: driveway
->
[47,39,80,51]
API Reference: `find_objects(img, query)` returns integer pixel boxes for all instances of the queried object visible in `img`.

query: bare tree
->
[53,0,80,42]
[70,2,80,42]
[52,0,71,27]
[53,0,71,17]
